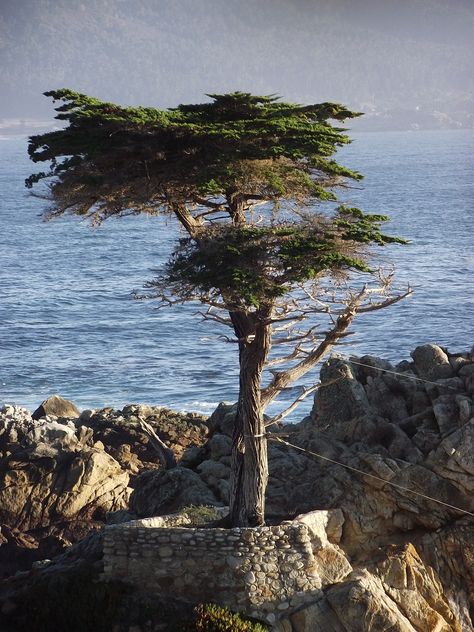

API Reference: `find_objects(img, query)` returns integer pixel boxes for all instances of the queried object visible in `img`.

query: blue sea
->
[1,130,473,419]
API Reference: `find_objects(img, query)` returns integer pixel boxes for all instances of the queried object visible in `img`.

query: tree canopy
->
[27,89,404,306]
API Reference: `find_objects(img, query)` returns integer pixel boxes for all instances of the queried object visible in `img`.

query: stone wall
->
[102,510,349,624]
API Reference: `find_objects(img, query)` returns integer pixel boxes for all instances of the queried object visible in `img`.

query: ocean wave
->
[186,401,220,413]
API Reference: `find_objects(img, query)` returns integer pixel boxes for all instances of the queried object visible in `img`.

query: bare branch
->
[137,417,177,470]
[265,345,305,367]
[265,375,345,425]
[261,283,411,407]
[265,385,319,424]
[300,285,332,311]
[355,286,413,312]
[240,193,269,202]
[197,309,233,327]
[194,207,226,219]
[194,197,226,210]
[205,215,233,223]
[271,325,319,344]
[265,304,340,324]
[270,315,307,330]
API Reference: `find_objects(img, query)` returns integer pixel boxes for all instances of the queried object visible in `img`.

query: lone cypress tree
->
[27,90,410,526]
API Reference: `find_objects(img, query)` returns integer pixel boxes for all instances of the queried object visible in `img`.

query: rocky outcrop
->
[0,402,209,577]
[296,345,474,551]
[31,394,80,421]
[289,544,462,632]
[169,344,474,629]
[0,343,473,631]
[285,551,456,631]
[83,404,209,475]
[0,405,130,576]
[129,466,222,516]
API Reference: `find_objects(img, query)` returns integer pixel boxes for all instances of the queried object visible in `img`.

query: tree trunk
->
[172,202,202,237]
[228,306,272,527]
[226,190,246,225]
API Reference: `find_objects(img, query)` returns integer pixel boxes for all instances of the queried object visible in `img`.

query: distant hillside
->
[0,0,473,125]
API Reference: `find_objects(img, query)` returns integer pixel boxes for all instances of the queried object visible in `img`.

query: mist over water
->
[1,130,473,419]
[1,0,473,125]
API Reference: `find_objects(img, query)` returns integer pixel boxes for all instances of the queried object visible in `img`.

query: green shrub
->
[4,563,131,632]
[182,505,222,526]
[192,603,268,631]
[4,562,195,632]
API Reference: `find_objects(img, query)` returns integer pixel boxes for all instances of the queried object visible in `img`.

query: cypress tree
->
[27,90,409,526]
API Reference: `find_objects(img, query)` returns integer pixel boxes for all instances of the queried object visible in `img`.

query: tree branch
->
[194,197,226,209]
[170,201,202,237]
[261,284,411,407]
[355,287,413,312]
[265,345,305,367]
[137,417,177,470]
[271,325,319,344]
[265,384,319,425]
[197,308,233,327]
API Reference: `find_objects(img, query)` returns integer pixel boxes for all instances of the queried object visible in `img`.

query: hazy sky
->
[0,0,473,119]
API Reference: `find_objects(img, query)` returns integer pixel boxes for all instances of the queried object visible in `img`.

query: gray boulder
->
[411,344,454,381]
[0,446,130,532]
[129,466,221,517]
[32,395,80,420]
[312,357,371,425]
[208,402,237,437]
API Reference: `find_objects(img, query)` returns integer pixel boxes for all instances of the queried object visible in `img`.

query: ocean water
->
[0,130,473,419]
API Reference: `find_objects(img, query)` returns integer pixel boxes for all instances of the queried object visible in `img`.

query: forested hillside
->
[0,0,473,125]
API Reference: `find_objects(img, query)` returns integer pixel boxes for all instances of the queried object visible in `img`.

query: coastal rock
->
[411,344,454,381]
[86,405,209,474]
[0,446,130,533]
[326,571,416,631]
[427,419,474,495]
[129,466,222,517]
[312,357,371,425]
[288,544,463,632]
[0,405,130,569]
[208,401,237,437]
[196,459,231,502]
[289,597,346,631]
[0,403,210,580]
[418,519,474,629]
[31,395,80,420]
[372,544,460,631]
[322,553,460,632]
[293,509,345,546]
[208,432,232,460]
[1,344,473,631]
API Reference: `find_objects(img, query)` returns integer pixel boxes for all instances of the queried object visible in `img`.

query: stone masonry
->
[102,510,349,624]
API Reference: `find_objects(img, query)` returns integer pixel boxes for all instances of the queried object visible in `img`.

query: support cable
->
[268,436,474,518]
[338,356,462,391]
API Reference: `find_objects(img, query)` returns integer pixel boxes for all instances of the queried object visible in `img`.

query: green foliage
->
[25,89,362,212]
[335,205,409,245]
[158,219,382,308]
[5,563,130,632]
[182,505,223,526]
[26,89,406,311]
[192,604,268,631]
[5,562,196,632]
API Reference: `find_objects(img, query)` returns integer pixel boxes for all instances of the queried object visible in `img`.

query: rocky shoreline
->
[1,343,473,631]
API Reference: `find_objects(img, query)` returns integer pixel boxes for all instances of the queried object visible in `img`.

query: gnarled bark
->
[229,306,273,526]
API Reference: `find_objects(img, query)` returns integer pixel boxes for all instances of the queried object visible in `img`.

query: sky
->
[0,0,473,126]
